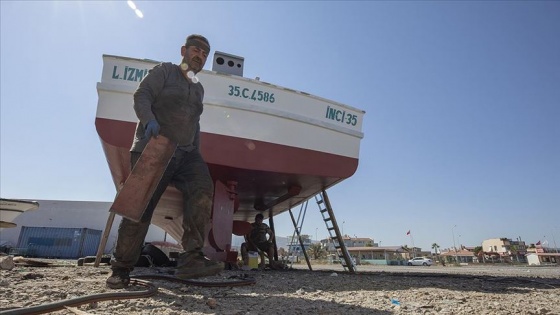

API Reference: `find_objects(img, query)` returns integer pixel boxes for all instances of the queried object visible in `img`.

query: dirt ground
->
[1,259,559,315]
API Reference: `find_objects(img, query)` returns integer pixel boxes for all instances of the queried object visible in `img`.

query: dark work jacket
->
[131,62,204,153]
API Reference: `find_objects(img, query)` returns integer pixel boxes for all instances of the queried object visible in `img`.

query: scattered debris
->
[13,257,52,267]
[65,306,96,315]
[0,255,15,270]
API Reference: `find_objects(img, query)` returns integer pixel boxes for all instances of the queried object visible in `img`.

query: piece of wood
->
[13,257,52,267]
[110,135,176,222]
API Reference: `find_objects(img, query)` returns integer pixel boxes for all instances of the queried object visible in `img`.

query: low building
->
[440,249,477,264]
[0,200,167,256]
[481,237,527,263]
[320,236,374,252]
[526,244,560,265]
[286,234,313,255]
[526,253,560,266]
[346,246,410,265]
[527,253,560,266]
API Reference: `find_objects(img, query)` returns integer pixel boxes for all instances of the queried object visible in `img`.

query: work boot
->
[175,253,224,279]
[106,268,131,289]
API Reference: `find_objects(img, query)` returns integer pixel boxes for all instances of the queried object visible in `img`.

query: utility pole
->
[452,225,458,263]
[315,227,318,242]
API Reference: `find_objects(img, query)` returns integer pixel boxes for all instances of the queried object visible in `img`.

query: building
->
[526,253,560,266]
[0,200,167,256]
[316,235,432,265]
[440,249,477,264]
[286,234,313,255]
[481,238,527,263]
[346,246,408,265]
[320,235,373,252]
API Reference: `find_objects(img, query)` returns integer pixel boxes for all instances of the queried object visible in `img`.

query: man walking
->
[107,34,223,289]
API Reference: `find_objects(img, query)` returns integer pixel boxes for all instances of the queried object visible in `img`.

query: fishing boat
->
[96,52,365,262]
[0,198,40,228]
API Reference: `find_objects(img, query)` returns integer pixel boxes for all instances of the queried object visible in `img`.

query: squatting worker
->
[107,34,223,289]
[241,213,275,269]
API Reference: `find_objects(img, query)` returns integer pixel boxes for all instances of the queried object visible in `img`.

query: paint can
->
[248,251,258,269]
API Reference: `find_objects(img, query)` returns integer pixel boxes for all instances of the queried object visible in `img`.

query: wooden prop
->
[110,135,176,222]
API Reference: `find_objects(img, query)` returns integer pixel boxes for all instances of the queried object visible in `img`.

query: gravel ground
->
[1,258,559,315]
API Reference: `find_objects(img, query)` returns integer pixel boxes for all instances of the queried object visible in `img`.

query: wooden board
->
[110,135,176,222]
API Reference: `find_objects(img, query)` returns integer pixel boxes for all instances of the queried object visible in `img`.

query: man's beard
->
[189,57,203,72]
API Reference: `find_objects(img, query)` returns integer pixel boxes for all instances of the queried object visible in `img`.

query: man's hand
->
[144,120,160,139]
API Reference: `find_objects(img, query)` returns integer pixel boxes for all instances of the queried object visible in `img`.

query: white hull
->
[96,55,364,160]
[0,199,39,228]
[95,54,366,248]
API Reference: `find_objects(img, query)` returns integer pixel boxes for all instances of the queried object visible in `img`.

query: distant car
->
[407,257,433,266]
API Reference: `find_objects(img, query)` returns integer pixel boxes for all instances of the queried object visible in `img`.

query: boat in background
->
[0,199,40,228]
[96,51,365,262]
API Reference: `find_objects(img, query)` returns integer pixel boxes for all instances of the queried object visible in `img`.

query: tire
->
[83,256,96,264]
[407,262,412,266]
[135,255,152,267]
[77,258,84,266]
[141,244,170,267]
[422,262,427,266]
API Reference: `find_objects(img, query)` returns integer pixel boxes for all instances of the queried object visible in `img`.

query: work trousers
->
[111,149,214,270]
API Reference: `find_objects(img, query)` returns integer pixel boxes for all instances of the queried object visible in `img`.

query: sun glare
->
[127,1,143,18]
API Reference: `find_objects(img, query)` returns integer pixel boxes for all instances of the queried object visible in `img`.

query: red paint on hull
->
[95,117,358,224]
[95,117,358,180]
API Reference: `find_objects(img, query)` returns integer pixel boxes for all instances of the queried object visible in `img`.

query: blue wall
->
[16,226,101,258]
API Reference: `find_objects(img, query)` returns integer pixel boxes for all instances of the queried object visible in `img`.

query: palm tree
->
[509,244,519,263]
[431,243,440,263]
[474,246,484,263]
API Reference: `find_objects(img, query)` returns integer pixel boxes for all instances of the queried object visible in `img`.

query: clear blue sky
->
[1,1,559,252]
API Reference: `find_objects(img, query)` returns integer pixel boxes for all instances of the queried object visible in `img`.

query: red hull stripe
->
[95,117,358,178]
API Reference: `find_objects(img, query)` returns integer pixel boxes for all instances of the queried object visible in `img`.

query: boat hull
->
[0,199,40,228]
[96,118,357,219]
[96,54,365,245]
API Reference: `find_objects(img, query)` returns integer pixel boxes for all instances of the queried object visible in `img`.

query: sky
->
[1,1,559,252]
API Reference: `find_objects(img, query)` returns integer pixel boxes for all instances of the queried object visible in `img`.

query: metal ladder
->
[287,201,312,270]
[315,189,357,272]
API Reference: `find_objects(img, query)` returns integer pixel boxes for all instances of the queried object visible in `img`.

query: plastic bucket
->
[248,251,259,269]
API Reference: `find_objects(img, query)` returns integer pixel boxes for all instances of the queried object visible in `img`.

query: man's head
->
[181,34,210,74]
[255,213,264,222]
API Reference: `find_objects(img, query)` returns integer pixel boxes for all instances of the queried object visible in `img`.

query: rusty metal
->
[110,136,176,222]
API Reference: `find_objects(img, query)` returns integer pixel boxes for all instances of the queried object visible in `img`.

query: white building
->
[0,200,167,254]
[526,253,560,266]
